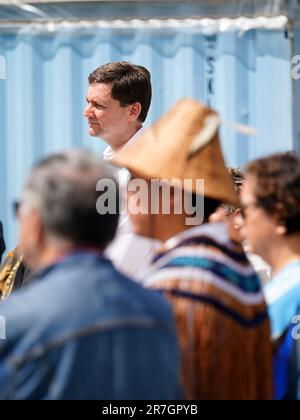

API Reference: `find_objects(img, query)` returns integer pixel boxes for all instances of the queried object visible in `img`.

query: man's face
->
[240,174,278,259]
[84,83,135,147]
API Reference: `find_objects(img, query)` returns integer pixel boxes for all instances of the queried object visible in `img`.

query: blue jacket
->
[0,251,181,400]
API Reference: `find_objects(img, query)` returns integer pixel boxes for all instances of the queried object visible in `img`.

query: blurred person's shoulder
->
[264,259,300,339]
[0,250,174,326]
[0,251,176,361]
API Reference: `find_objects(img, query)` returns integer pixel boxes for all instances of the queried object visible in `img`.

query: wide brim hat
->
[112,98,239,206]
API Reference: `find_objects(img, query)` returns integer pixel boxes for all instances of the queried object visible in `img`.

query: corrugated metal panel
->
[0,20,296,249]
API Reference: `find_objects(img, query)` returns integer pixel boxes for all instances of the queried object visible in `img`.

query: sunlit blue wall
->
[0,10,298,250]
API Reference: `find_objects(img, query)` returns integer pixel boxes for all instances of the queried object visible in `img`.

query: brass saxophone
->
[0,247,23,301]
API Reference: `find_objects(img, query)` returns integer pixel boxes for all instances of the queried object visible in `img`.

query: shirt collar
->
[103,127,144,161]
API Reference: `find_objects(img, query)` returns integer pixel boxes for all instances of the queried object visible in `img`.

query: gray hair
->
[221,167,244,214]
[22,150,120,249]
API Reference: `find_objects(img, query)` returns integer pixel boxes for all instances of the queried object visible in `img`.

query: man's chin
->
[88,128,101,137]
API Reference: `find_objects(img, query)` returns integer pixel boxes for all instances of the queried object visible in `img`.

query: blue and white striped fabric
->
[145,222,273,399]
[146,223,265,309]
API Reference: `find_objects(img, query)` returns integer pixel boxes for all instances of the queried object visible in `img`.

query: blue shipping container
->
[0,1,299,249]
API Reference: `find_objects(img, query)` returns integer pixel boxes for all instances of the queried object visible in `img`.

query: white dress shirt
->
[103,129,160,282]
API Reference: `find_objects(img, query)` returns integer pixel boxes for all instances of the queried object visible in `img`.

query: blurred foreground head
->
[241,152,300,267]
[18,150,119,270]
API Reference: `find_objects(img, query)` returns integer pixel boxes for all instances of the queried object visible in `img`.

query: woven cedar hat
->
[112,98,239,206]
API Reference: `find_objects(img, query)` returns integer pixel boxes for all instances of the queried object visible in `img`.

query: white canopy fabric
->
[0,0,286,14]
[0,0,298,32]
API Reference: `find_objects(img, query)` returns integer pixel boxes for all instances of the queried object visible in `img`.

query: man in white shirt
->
[83,62,158,280]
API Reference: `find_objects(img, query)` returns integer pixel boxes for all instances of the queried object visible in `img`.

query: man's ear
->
[128,102,142,122]
[31,209,45,246]
[274,203,287,236]
[233,208,244,228]
[235,208,241,216]
[19,208,45,261]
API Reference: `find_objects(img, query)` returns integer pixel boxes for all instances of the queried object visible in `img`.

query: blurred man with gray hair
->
[0,150,181,400]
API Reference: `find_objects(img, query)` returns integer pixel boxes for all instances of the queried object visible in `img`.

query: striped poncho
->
[145,223,273,400]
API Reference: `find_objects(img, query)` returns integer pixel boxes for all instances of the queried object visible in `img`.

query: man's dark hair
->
[23,150,120,250]
[88,62,152,123]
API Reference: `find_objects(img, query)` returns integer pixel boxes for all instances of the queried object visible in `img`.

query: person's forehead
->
[87,82,113,101]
